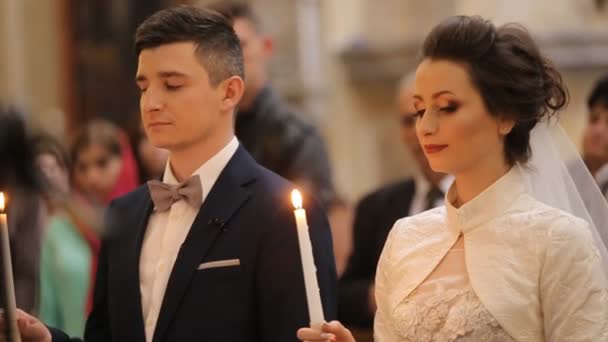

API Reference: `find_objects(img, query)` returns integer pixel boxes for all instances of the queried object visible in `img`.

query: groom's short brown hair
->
[134,5,244,86]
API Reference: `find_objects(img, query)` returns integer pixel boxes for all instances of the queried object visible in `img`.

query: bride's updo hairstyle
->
[421,16,568,165]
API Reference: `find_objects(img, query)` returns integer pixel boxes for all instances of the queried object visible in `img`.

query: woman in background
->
[33,134,101,338]
[71,119,140,206]
[136,125,168,181]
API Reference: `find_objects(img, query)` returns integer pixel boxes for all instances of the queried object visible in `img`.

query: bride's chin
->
[427,161,449,174]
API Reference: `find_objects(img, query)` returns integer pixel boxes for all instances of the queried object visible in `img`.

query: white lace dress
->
[391,237,513,341]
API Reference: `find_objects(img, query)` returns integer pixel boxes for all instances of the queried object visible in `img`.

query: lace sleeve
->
[540,215,608,340]
[373,220,402,342]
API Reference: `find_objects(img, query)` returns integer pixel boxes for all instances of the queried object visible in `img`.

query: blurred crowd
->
[0,110,169,337]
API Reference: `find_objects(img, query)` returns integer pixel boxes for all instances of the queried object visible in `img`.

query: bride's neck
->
[453,160,511,207]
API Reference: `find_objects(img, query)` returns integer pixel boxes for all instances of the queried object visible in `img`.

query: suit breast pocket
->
[197,258,240,270]
[186,258,247,312]
[192,258,243,284]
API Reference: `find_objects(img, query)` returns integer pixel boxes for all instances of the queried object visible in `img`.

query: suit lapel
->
[152,147,256,342]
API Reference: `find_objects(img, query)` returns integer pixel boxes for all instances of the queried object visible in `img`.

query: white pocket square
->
[197,259,240,270]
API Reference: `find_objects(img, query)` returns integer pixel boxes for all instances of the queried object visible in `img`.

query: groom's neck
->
[167,132,234,182]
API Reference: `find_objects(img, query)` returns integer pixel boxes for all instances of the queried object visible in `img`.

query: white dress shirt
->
[408,174,453,216]
[139,137,239,342]
[375,166,608,341]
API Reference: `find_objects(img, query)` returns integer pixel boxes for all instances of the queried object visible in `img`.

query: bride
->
[299,15,608,342]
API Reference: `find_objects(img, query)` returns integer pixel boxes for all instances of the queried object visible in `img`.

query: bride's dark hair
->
[421,15,568,165]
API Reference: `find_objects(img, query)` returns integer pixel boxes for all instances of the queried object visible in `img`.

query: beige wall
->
[0,0,64,136]
[0,1,6,102]
[319,61,414,203]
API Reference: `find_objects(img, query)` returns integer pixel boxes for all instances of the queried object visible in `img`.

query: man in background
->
[212,2,353,277]
[211,1,337,209]
[583,75,608,198]
[338,74,451,336]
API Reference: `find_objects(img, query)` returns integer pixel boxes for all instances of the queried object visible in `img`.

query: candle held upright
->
[0,193,21,342]
[291,189,325,330]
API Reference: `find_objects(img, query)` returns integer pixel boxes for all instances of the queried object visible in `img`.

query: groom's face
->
[136,41,227,152]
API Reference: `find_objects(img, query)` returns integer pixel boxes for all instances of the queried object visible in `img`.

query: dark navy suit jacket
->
[51,146,337,342]
[338,179,415,327]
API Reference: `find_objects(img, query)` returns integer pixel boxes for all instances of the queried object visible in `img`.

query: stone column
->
[1,0,27,107]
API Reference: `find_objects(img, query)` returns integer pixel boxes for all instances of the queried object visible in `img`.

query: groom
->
[14,5,337,342]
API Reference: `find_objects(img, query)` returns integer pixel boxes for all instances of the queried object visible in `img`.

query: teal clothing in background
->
[39,213,92,338]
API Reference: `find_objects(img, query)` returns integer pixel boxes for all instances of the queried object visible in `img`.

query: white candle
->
[291,189,325,330]
[0,193,21,342]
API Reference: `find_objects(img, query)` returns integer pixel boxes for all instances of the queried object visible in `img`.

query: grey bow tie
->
[147,175,203,211]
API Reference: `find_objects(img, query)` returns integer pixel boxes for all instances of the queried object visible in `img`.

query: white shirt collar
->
[408,174,453,216]
[162,137,239,204]
[595,163,608,185]
[438,174,454,194]
[413,173,454,196]
[413,175,431,198]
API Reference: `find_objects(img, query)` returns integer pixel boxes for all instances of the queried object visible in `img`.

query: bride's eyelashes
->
[439,104,460,113]
[413,101,461,118]
[440,101,460,113]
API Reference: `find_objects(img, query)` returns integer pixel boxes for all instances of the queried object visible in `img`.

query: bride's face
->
[413,59,513,175]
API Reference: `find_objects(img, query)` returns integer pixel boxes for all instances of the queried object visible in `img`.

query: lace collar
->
[445,165,526,235]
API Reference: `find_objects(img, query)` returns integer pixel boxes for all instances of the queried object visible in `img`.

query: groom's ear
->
[219,76,244,113]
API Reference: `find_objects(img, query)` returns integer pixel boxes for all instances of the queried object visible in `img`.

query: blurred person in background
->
[71,119,140,206]
[338,74,449,339]
[210,1,337,209]
[136,125,169,181]
[211,1,353,276]
[583,75,608,198]
[0,106,47,315]
[32,134,101,338]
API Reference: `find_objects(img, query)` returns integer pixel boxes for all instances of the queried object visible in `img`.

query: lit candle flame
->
[291,189,303,209]
[0,192,4,212]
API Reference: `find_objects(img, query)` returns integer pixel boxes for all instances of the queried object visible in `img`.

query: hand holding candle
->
[0,192,21,342]
[291,189,325,330]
